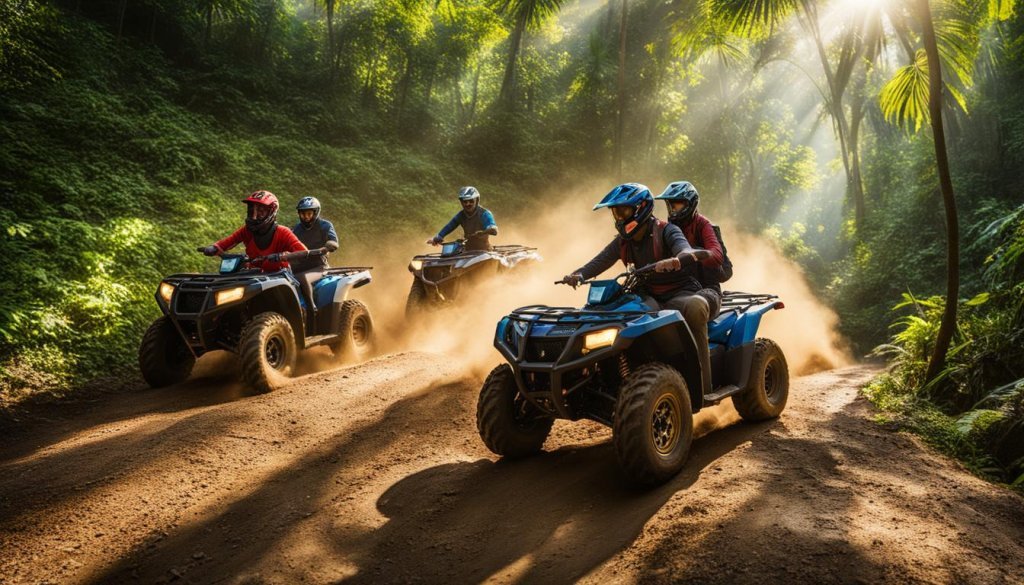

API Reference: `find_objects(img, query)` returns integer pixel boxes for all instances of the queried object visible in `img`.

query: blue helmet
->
[296,196,321,227]
[655,181,699,223]
[594,183,654,238]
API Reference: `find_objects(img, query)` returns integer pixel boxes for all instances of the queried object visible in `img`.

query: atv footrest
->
[305,334,334,348]
[703,384,742,405]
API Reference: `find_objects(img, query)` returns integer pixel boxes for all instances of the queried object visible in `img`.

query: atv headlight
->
[409,259,423,272]
[583,328,617,352]
[159,282,175,305]
[215,286,245,306]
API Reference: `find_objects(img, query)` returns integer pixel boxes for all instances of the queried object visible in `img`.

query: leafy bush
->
[866,205,1024,490]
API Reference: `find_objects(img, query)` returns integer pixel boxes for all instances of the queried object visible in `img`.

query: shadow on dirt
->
[0,347,359,464]
[334,419,775,584]
[86,377,773,584]
[631,397,1024,584]
[0,352,248,463]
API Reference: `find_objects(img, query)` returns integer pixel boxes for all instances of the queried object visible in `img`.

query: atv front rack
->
[509,304,651,324]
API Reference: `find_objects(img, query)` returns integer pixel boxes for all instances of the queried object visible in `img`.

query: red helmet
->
[242,190,279,233]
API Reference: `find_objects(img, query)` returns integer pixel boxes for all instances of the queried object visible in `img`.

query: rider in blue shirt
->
[426,186,498,251]
[290,196,339,314]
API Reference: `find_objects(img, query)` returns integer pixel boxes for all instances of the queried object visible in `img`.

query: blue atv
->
[139,249,375,394]
[476,263,788,485]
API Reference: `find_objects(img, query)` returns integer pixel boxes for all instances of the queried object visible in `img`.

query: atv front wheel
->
[405,278,429,318]
[732,338,789,421]
[476,364,553,458]
[613,362,694,485]
[139,316,195,388]
[332,300,376,363]
[239,312,297,394]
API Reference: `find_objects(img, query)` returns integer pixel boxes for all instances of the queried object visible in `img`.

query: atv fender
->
[244,282,306,347]
[620,311,705,412]
[312,270,372,337]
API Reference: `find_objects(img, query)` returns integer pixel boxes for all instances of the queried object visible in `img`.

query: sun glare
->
[835,0,886,14]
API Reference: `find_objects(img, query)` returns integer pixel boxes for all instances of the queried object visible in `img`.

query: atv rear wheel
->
[405,278,429,318]
[239,312,297,394]
[332,300,376,363]
[476,364,553,458]
[139,316,195,388]
[613,362,694,485]
[732,338,789,421]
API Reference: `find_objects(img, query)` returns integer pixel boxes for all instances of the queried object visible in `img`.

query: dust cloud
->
[343,179,850,381]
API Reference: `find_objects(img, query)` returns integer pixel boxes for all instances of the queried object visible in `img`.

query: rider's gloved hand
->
[202,245,219,257]
[655,257,682,273]
[426,236,443,246]
[562,273,584,288]
[264,253,282,263]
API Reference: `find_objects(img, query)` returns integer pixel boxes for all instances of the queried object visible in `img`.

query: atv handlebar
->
[250,247,330,264]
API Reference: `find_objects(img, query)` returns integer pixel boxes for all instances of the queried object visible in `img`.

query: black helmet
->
[655,181,699,223]
[296,196,321,227]
[458,186,480,201]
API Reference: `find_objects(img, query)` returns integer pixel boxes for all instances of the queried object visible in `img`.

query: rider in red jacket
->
[201,190,307,272]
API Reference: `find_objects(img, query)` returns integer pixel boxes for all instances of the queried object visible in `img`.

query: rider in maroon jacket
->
[655,181,725,320]
[200,190,307,272]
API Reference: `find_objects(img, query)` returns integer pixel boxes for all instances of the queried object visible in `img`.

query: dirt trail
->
[0,355,1022,585]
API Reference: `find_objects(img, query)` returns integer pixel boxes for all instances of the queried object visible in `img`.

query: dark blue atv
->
[139,249,375,394]
[476,263,788,485]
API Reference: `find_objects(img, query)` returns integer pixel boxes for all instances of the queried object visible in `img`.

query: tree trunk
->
[468,61,482,124]
[799,0,863,234]
[326,0,335,68]
[849,94,867,231]
[717,59,734,213]
[149,3,158,44]
[204,3,212,47]
[116,0,128,40]
[919,0,960,385]
[396,56,414,127]
[499,13,527,106]
[614,0,627,179]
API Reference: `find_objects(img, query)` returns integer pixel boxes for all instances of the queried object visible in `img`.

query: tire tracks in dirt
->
[0,358,1022,584]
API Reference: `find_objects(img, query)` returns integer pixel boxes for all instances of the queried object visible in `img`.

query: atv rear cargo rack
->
[720,292,780,313]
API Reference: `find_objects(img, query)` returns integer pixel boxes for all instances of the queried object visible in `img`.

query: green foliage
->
[865,206,1024,489]
[880,50,933,132]
[0,0,62,90]
[0,8,489,406]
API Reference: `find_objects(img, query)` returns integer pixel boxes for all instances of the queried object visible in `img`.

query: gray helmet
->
[296,196,321,227]
[458,186,480,201]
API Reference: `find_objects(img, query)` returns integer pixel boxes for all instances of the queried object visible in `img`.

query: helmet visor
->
[611,206,635,221]
[249,204,273,222]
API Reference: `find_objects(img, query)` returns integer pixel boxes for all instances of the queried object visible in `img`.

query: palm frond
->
[989,0,1016,20]
[706,0,799,37]
[879,48,930,132]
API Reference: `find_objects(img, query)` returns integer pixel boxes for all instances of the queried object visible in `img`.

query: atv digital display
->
[441,242,464,257]
[219,256,243,274]
[587,280,622,306]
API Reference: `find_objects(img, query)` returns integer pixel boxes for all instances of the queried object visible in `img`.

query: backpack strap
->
[619,219,669,266]
[651,218,667,262]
